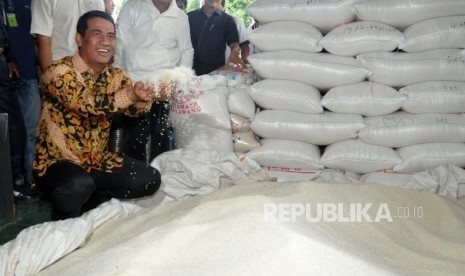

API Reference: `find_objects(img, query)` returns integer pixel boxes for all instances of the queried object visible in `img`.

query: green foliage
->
[186,0,201,12]
[224,0,255,27]
[186,0,255,28]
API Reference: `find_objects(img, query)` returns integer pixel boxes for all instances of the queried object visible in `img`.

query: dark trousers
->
[123,101,171,164]
[0,55,25,178]
[34,156,160,221]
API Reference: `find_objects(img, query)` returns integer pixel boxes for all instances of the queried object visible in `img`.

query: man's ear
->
[76,33,82,48]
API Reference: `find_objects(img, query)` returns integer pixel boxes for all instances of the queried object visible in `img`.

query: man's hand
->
[225,44,248,72]
[128,81,156,102]
[128,81,172,103]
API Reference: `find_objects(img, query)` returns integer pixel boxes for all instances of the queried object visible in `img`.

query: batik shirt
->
[34,54,151,177]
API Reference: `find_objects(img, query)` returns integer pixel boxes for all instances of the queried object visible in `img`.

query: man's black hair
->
[177,0,187,7]
[76,10,115,36]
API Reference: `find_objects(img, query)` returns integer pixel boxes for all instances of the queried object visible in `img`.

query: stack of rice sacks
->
[245,0,465,182]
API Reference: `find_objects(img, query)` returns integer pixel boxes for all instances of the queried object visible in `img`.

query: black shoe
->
[14,190,40,204]
[14,184,41,204]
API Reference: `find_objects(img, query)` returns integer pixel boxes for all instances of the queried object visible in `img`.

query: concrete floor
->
[0,199,51,245]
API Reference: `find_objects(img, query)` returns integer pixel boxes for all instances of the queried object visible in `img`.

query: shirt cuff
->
[115,88,134,109]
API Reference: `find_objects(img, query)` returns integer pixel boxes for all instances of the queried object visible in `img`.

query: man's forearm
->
[36,34,53,72]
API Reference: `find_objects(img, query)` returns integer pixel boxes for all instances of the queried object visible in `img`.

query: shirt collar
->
[149,0,180,18]
[72,53,110,76]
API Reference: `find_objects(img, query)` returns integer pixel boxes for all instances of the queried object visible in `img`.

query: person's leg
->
[34,162,96,221]
[15,78,41,185]
[149,101,171,161]
[89,155,160,207]
[0,56,26,182]
[123,112,152,163]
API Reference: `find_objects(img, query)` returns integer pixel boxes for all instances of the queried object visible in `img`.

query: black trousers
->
[123,101,171,164]
[34,156,160,221]
[0,55,25,178]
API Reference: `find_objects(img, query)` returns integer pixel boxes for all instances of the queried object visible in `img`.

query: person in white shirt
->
[222,0,250,64]
[224,15,250,64]
[114,0,193,163]
[31,0,105,71]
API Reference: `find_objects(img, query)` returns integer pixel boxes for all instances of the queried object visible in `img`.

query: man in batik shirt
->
[33,11,166,221]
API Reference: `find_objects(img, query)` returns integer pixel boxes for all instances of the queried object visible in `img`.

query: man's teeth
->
[97,49,109,53]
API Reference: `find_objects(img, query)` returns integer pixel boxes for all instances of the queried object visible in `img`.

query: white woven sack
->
[246,139,323,170]
[248,21,322,53]
[394,143,465,173]
[228,86,256,120]
[247,0,355,34]
[231,114,251,133]
[401,16,465,53]
[249,50,370,90]
[400,81,465,114]
[320,21,404,56]
[320,139,401,174]
[357,49,465,87]
[172,122,234,153]
[321,81,404,116]
[233,131,261,153]
[358,112,465,148]
[170,75,231,130]
[251,110,366,145]
[361,171,413,188]
[249,79,323,114]
[351,0,465,29]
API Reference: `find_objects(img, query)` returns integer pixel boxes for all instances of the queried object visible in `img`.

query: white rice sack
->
[251,110,366,145]
[249,79,323,114]
[249,50,370,90]
[320,139,401,174]
[231,114,251,133]
[209,69,255,87]
[356,49,465,87]
[321,81,404,116]
[246,139,323,170]
[171,89,231,130]
[248,21,322,53]
[394,143,465,173]
[358,112,465,148]
[233,131,261,153]
[400,81,465,114]
[320,21,404,56]
[247,0,356,34]
[262,167,322,182]
[170,75,233,152]
[401,16,465,53]
[361,171,413,188]
[171,122,234,153]
[228,86,256,120]
[351,0,465,29]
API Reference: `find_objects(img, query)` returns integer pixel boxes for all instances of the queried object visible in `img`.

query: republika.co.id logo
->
[264,202,423,223]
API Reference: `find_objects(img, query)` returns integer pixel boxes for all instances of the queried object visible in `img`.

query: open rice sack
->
[169,75,233,152]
